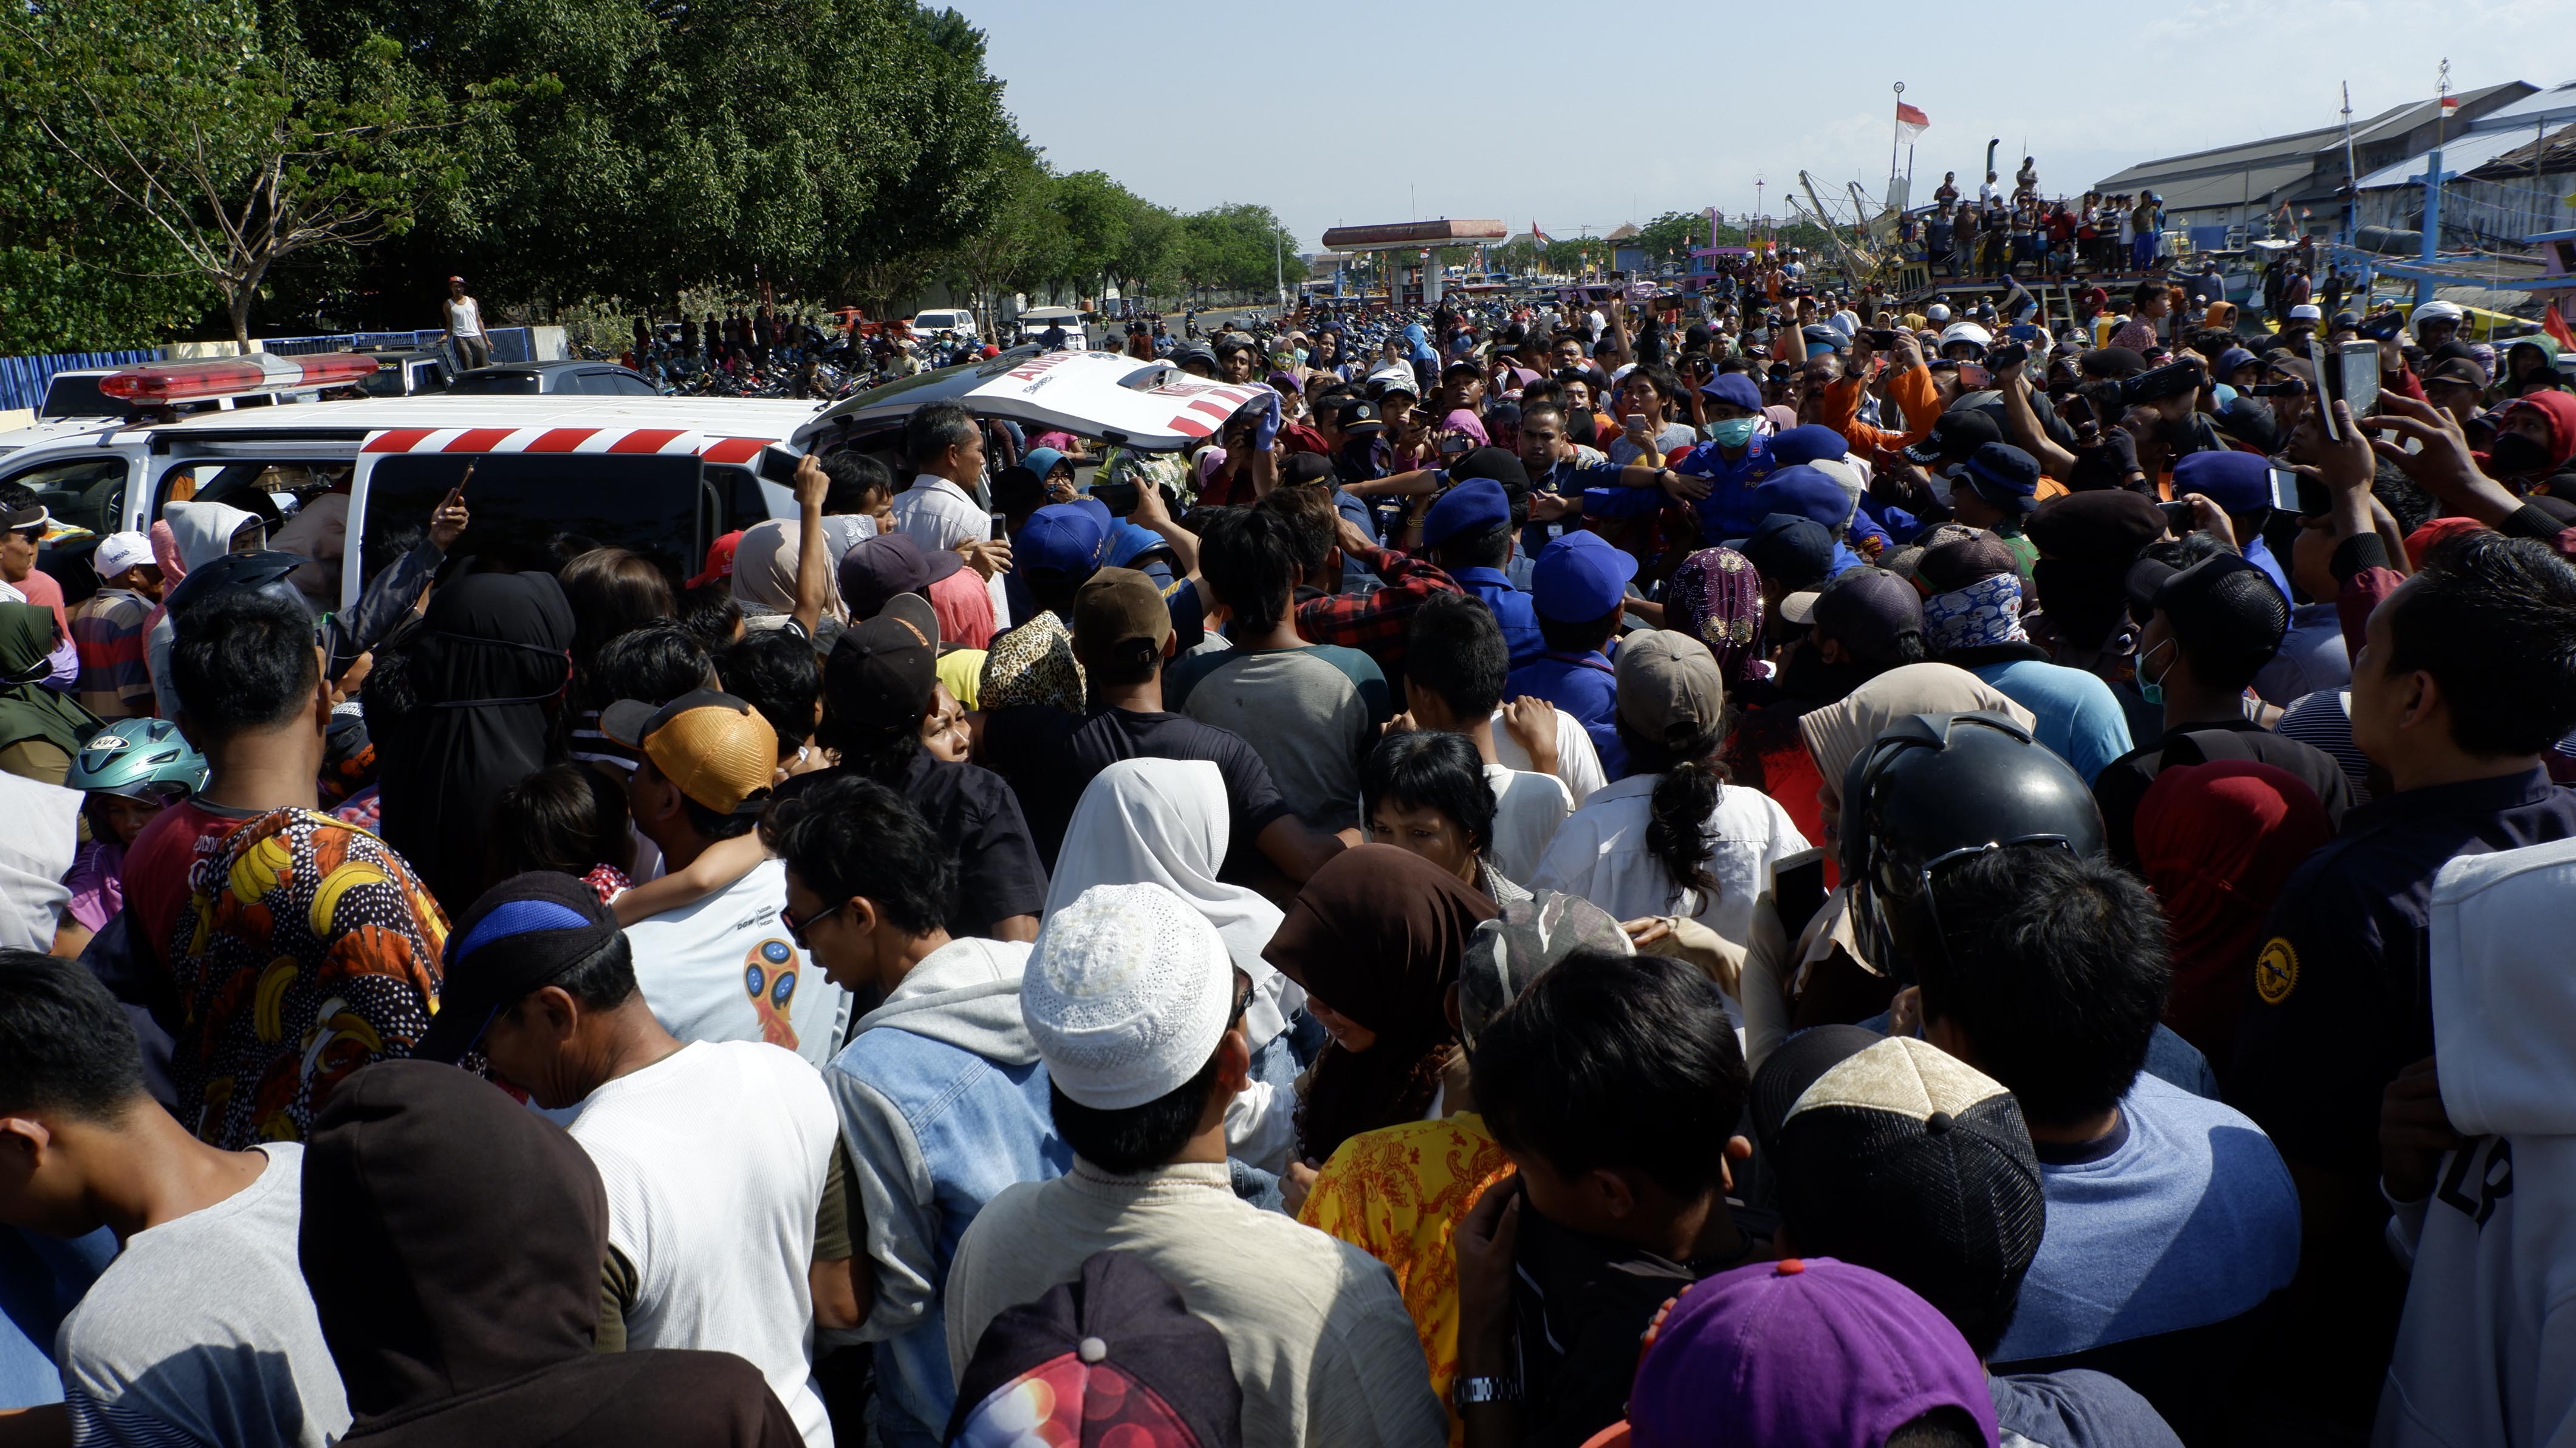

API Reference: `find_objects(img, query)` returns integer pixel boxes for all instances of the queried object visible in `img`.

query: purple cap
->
[1531,531,1638,624]
[1628,1257,1998,1448]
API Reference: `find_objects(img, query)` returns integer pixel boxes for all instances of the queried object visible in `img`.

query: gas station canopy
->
[1318,219,1509,251]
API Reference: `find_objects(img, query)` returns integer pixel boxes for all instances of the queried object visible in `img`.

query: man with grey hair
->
[888,400,1010,627]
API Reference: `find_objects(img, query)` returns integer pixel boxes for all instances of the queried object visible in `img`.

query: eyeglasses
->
[779,897,847,949]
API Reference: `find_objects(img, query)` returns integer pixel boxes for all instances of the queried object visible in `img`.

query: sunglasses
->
[779,896,847,949]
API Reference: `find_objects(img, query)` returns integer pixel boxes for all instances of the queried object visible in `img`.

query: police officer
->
[1418,468,1542,668]
[1504,533,1635,777]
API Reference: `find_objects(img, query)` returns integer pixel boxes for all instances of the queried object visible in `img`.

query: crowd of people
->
[2,239,2576,1448]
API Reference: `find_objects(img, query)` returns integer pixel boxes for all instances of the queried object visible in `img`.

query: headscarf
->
[731,519,845,623]
[1402,322,1438,364]
[162,500,263,572]
[2497,392,2576,475]
[0,602,98,764]
[1922,572,2030,652]
[1043,759,1297,1050]
[149,520,186,583]
[2134,761,2332,1063]
[1264,844,1499,1163]
[1440,408,1491,447]
[1797,663,2035,810]
[302,1062,801,1447]
[1665,548,1767,685]
[2202,301,2238,331]
[375,572,575,907]
[977,612,1084,712]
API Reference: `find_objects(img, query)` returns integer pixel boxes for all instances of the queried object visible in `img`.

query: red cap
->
[687,531,743,590]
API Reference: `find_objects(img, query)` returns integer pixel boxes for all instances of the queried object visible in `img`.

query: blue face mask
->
[2136,638,2175,706]
[1711,416,1758,448]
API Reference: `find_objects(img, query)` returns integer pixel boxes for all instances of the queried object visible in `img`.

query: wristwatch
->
[1453,1375,1522,1410]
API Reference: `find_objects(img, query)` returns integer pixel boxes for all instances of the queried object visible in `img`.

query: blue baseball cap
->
[1768,425,1850,467]
[1531,531,1638,623]
[2171,449,2271,514]
[1423,478,1510,548]
[1018,503,1108,576]
[1700,373,1764,414]
[1738,513,1838,593]
[1747,465,1852,532]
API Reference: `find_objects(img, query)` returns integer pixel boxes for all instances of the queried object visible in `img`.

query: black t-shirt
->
[978,704,1293,876]
[772,751,1048,936]
[1507,1209,1750,1448]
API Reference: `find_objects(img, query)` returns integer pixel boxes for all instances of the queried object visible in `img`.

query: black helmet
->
[160,548,314,624]
[1840,711,2106,983]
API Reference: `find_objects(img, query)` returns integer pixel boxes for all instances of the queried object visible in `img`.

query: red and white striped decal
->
[1153,381,1267,440]
[360,426,775,460]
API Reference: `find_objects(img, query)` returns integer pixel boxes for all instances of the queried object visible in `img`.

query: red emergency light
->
[95,352,380,405]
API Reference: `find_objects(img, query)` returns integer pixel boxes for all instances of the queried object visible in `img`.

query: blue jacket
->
[1586,432,1780,541]
[1507,649,1623,777]
[823,940,1070,1447]
[1453,567,1545,666]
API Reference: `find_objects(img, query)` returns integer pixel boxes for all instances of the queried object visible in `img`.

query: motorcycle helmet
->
[64,718,207,801]
[1839,710,2106,984]
[1937,321,1994,359]
[2410,299,2465,338]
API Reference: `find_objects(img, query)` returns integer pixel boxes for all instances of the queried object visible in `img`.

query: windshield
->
[39,374,118,420]
[446,371,543,395]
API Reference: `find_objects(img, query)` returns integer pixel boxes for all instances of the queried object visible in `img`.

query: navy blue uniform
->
[1451,566,1544,668]
[2227,767,2576,1176]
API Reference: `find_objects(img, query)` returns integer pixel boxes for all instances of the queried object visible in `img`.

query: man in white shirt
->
[0,952,349,1448]
[604,689,849,1065]
[944,883,1447,1448]
[422,872,847,1448]
[888,400,1010,629]
[1397,595,1577,881]
[442,276,490,371]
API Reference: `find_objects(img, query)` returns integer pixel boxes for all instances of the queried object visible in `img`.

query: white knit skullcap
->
[1023,881,1235,1110]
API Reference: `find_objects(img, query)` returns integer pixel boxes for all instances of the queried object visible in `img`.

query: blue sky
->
[945,0,2564,247]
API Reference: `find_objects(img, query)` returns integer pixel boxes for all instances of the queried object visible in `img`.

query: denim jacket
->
[822,938,1068,1447]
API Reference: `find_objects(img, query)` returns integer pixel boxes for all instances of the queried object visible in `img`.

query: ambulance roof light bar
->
[95,352,380,405]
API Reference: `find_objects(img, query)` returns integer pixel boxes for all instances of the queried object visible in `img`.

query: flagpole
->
[1890,82,1905,193]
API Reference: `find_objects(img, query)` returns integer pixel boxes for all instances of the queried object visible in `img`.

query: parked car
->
[1012,307,1089,350]
[906,308,979,341]
[446,360,660,397]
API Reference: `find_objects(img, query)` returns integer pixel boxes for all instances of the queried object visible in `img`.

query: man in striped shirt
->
[68,532,160,720]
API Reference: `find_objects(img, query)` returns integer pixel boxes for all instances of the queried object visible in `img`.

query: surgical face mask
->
[1711,416,1758,448]
[2137,637,2176,706]
[1928,463,1959,507]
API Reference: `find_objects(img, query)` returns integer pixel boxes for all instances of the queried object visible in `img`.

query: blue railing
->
[264,326,537,364]
[0,350,164,413]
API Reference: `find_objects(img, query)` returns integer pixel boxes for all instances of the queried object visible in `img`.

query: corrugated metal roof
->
[2094,125,2351,190]
[2357,121,2576,190]
[2351,83,2533,146]
[2481,81,2576,125]
[2153,160,2321,210]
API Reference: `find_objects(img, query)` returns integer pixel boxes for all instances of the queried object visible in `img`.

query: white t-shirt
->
[58,1144,351,1448]
[442,295,484,338]
[1489,705,1608,806]
[1483,763,1575,886]
[624,856,849,1067]
[1530,774,1810,968]
[571,1040,839,1448]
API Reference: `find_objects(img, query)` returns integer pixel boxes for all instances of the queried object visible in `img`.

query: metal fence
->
[0,349,164,414]
[264,326,537,365]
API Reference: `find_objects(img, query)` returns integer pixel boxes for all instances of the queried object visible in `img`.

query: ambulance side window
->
[3,456,128,538]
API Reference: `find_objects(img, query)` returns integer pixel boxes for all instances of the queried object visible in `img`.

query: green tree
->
[2,0,471,352]
[1178,204,1303,301]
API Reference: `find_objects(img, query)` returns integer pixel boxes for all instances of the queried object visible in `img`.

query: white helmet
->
[2412,300,2465,336]
[1926,303,1953,323]
[1938,321,1993,357]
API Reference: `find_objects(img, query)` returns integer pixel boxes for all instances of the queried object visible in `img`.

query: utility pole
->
[2419,59,2451,307]
[1274,222,1284,312]
[1889,82,1905,191]
[2340,81,2359,247]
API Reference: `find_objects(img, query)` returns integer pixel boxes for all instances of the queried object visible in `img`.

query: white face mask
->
[1929,464,1959,507]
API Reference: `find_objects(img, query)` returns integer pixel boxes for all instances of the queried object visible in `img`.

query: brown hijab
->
[1264,844,1499,1163]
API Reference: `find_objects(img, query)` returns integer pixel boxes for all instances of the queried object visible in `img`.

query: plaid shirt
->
[1294,543,1460,680]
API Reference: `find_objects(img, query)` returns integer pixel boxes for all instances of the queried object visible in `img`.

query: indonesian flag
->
[1896,101,1930,143]
[2439,95,2460,111]
[2546,301,2576,353]
[1532,221,1553,243]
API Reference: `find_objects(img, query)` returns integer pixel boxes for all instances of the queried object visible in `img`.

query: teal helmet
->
[65,719,207,801]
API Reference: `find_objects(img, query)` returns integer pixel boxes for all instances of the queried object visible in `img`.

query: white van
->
[906,308,979,340]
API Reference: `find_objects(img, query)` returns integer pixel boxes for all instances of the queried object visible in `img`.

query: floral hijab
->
[1663,548,1766,685]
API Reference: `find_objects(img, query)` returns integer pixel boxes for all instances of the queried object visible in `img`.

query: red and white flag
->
[1532,221,1553,244]
[2439,95,2461,111]
[1896,101,1930,143]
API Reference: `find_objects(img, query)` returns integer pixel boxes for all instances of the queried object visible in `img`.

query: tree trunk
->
[229,284,254,355]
